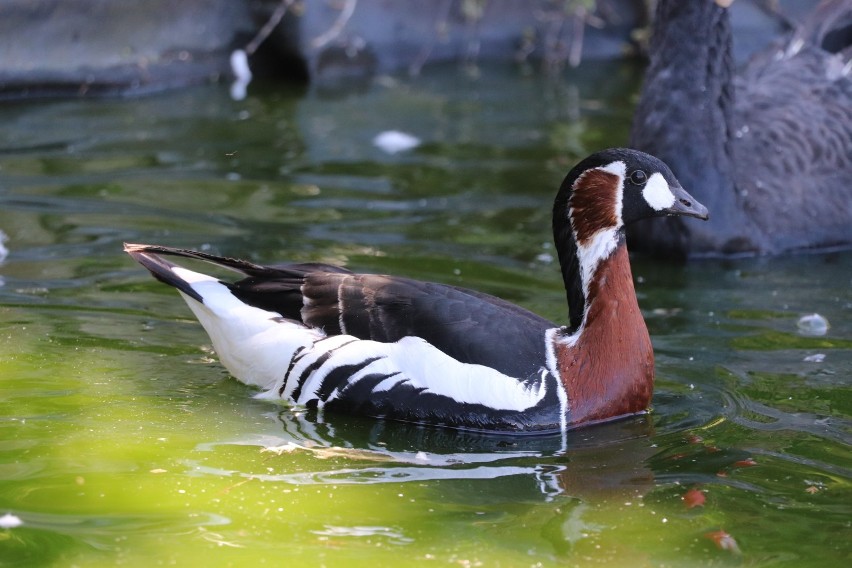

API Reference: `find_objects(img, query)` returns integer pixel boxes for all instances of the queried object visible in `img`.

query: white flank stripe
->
[642,172,675,211]
[388,337,546,411]
[348,356,396,385]
[371,374,408,394]
[284,335,359,403]
[259,334,548,413]
[170,266,551,417]
[172,266,323,391]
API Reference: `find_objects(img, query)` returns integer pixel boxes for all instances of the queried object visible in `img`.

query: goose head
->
[552,148,709,330]
[557,149,709,237]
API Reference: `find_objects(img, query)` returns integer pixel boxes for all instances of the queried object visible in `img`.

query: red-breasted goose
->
[631,0,851,257]
[126,148,708,435]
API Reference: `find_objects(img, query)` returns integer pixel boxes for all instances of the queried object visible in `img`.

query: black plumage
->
[322,368,564,432]
[135,248,556,381]
[630,0,852,256]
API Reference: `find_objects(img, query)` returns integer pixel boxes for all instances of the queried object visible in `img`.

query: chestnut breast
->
[554,244,654,425]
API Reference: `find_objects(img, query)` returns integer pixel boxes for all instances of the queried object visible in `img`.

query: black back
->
[227,267,557,380]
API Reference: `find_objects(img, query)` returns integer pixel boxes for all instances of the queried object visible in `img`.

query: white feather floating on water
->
[0,513,23,529]
[373,131,421,154]
[229,49,252,101]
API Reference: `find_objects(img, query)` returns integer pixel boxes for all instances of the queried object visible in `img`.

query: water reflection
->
[191,409,658,502]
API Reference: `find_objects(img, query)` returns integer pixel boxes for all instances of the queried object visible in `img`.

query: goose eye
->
[629,170,648,185]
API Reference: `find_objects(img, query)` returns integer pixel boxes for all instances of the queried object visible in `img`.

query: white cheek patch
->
[642,172,676,211]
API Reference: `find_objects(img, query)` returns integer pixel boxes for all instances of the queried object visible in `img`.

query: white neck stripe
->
[570,160,625,304]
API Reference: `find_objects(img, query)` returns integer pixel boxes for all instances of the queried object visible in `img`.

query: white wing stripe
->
[259,333,550,412]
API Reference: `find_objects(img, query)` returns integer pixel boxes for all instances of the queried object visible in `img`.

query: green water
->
[1,63,850,567]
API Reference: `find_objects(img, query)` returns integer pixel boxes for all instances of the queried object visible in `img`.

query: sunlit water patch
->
[1,64,850,567]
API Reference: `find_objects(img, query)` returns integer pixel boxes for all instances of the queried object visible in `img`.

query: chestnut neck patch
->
[568,167,622,246]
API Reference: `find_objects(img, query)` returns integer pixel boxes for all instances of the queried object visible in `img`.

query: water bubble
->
[797,313,829,336]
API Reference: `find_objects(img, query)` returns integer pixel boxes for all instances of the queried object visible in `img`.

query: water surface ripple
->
[1,66,849,567]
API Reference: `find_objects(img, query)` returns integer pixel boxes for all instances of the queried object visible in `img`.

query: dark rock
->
[0,0,254,99]
[0,0,812,99]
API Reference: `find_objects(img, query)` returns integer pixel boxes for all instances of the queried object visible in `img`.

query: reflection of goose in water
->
[630,0,852,256]
[191,409,658,501]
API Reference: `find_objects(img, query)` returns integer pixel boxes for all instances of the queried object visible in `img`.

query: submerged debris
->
[705,529,741,554]
[683,488,706,509]
[262,441,395,462]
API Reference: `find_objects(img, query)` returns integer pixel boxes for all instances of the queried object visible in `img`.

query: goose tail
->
[124,243,322,390]
[124,243,207,302]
